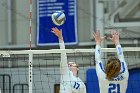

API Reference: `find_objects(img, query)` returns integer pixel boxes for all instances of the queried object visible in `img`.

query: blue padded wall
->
[86,68,99,93]
[126,69,140,93]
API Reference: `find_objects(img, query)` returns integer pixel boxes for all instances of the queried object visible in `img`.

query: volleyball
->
[51,11,66,26]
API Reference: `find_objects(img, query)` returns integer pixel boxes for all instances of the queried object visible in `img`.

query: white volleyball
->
[51,11,66,26]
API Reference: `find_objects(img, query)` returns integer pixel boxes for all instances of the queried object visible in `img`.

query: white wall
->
[0,0,8,45]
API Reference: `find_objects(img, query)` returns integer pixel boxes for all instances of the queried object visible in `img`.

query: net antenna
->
[29,0,33,93]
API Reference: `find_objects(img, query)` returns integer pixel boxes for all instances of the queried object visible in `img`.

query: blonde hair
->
[106,57,121,80]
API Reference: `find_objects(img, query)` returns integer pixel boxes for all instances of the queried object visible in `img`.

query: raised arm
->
[109,31,129,77]
[93,30,106,77]
[51,27,69,75]
[93,31,104,62]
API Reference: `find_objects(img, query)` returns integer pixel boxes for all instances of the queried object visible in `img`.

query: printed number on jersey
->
[108,83,120,93]
[73,82,80,89]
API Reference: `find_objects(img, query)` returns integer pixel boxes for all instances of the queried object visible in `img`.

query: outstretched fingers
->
[93,32,96,38]
[110,30,119,36]
[97,30,100,36]
[93,30,100,37]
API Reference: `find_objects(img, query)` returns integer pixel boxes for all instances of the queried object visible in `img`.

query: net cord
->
[0,47,140,55]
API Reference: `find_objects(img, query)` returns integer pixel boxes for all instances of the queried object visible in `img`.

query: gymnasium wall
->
[0,0,94,48]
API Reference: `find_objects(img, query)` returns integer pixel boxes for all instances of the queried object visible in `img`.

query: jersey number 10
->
[108,83,120,93]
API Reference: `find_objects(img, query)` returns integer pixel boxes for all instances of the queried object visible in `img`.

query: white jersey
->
[95,45,129,93]
[59,41,86,93]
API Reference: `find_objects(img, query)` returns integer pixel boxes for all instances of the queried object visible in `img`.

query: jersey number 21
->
[108,83,120,93]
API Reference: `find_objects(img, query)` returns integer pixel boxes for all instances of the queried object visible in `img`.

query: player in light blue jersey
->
[93,30,129,93]
[51,27,86,93]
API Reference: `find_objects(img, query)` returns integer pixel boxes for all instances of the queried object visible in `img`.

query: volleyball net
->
[0,47,140,93]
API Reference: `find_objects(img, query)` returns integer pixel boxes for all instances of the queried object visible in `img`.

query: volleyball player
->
[51,27,86,93]
[93,30,129,93]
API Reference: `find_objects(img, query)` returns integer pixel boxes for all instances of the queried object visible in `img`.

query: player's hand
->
[51,27,63,40]
[108,30,120,45]
[93,30,105,45]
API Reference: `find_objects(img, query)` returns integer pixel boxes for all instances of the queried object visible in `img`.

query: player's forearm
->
[116,44,124,60]
[59,39,68,70]
[59,38,69,74]
[95,44,101,62]
[59,37,64,43]
[60,53,69,74]
[115,41,120,46]
[59,37,65,49]
[60,53,69,75]
[116,44,129,75]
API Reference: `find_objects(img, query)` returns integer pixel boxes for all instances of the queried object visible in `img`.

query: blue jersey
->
[59,41,86,93]
[95,45,129,93]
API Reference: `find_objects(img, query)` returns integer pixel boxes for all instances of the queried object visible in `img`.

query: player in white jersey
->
[51,27,86,93]
[93,30,129,93]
